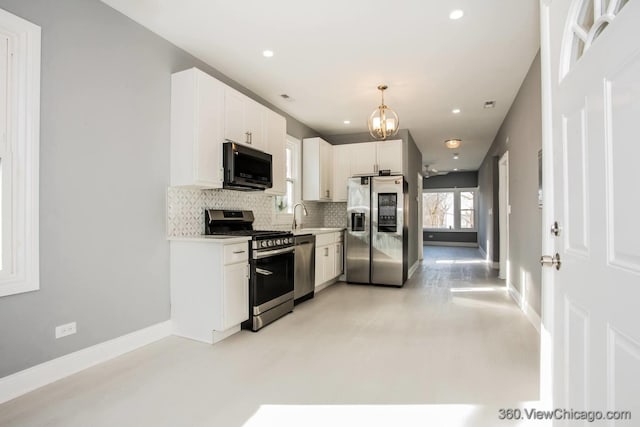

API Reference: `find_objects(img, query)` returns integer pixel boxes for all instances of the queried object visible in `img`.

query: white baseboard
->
[423,241,478,248]
[408,261,419,279]
[478,246,500,269]
[0,320,172,404]
[507,283,541,334]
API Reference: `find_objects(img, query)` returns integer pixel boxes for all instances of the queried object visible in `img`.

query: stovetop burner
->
[204,209,291,241]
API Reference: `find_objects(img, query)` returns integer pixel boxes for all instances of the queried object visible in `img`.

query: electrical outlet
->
[55,322,77,339]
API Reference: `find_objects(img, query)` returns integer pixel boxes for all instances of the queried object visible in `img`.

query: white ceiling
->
[102,0,540,172]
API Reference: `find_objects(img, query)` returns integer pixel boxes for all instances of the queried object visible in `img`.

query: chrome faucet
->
[292,202,309,230]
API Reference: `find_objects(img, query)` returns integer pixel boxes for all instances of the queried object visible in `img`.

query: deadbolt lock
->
[551,221,561,236]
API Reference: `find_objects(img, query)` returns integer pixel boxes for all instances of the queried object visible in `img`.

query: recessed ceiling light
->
[452,108,461,114]
[445,139,462,149]
[453,168,459,171]
[343,120,351,125]
[453,153,460,160]
[449,9,464,20]
[262,50,274,58]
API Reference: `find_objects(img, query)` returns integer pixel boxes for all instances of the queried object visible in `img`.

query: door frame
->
[498,151,510,280]
[418,172,424,261]
[539,0,555,407]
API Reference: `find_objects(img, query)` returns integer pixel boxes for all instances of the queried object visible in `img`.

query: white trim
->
[408,260,420,279]
[423,241,478,248]
[507,282,541,334]
[479,246,500,269]
[0,9,40,297]
[0,321,172,404]
[498,152,510,280]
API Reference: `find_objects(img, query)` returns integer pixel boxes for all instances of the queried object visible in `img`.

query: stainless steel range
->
[205,210,294,331]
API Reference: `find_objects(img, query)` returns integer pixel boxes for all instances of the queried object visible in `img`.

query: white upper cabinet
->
[171,68,224,188]
[264,110,287,195]
[302,137,333,201]
[350,142,378,176]
[375,139,403,174]
[349,140,402,176]
[331,144,350,202]
[223,86,266,152]
[171,68,286,189]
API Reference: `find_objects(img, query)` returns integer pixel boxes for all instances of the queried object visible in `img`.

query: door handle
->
[256,267,274,276]
[540,253,561,270]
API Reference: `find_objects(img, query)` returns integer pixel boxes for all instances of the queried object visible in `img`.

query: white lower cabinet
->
[170,238,250,344]
[314,231,344,290]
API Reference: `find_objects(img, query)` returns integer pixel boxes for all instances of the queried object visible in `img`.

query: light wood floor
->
[0,247,540,426]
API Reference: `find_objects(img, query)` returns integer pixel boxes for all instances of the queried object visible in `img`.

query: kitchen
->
[0,0,548,425]
[167,67,420,342]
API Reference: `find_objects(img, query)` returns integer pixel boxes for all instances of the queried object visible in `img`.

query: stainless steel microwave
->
[223,142,273,191]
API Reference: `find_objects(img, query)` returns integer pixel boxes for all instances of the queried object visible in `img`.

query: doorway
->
[498,152,509,280]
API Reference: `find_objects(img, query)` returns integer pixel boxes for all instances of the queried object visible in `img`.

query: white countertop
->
[292,228,345,236]
[168,235,251,244]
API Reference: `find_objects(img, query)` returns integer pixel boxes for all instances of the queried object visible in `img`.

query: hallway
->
[0,247,539,427]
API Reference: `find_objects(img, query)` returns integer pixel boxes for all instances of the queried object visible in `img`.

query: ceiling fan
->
[422,165,449,178]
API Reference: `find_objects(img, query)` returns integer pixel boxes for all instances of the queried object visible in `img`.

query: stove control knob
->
[261,241,268,248]
[267,240,273,247]
[276,239,282,245]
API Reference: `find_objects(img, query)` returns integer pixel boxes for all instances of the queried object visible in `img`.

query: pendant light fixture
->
[368,84,399,140]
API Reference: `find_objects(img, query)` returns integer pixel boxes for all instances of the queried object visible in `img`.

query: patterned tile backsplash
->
[167,187,347,237]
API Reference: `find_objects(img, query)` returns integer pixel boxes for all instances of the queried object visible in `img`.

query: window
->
[423,192,454,229]
[0,9,40,297]
[274,136,301,222]
[422,189,476,231]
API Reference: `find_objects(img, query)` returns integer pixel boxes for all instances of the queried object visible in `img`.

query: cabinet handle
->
[245,264,250,279]
[325,189,330,198]
[324,247,329,257]
[232,250,246,254]
[245,131,251,144]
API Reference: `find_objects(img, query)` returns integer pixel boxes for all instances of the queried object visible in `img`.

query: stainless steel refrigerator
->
[346,176,408,287]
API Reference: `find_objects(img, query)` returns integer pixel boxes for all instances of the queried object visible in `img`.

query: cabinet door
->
[244,101,265,151]
[332,145,350,202]
[376,140,403,174]
[264,111,287,195]
[222,262,249,329]
[319,140,333,200]
[224,87,247,145]
[335,242,343,276]
[324,244,336,280]
[195,73,224,186]
[350,142,377,176]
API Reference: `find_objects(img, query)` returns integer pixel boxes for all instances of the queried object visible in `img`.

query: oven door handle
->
[254,246,295,259]
[255,267,274,276]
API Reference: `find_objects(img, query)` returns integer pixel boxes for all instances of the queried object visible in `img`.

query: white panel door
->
[195,71,224,186]
[544,0,640,418]
[244,101,265,151]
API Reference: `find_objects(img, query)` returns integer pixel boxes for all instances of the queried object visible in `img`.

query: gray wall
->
[478,52,542,315]
[422,172,479,245]
[423,171,478,189]
[0,0,321,378]
[404,131,422,270]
